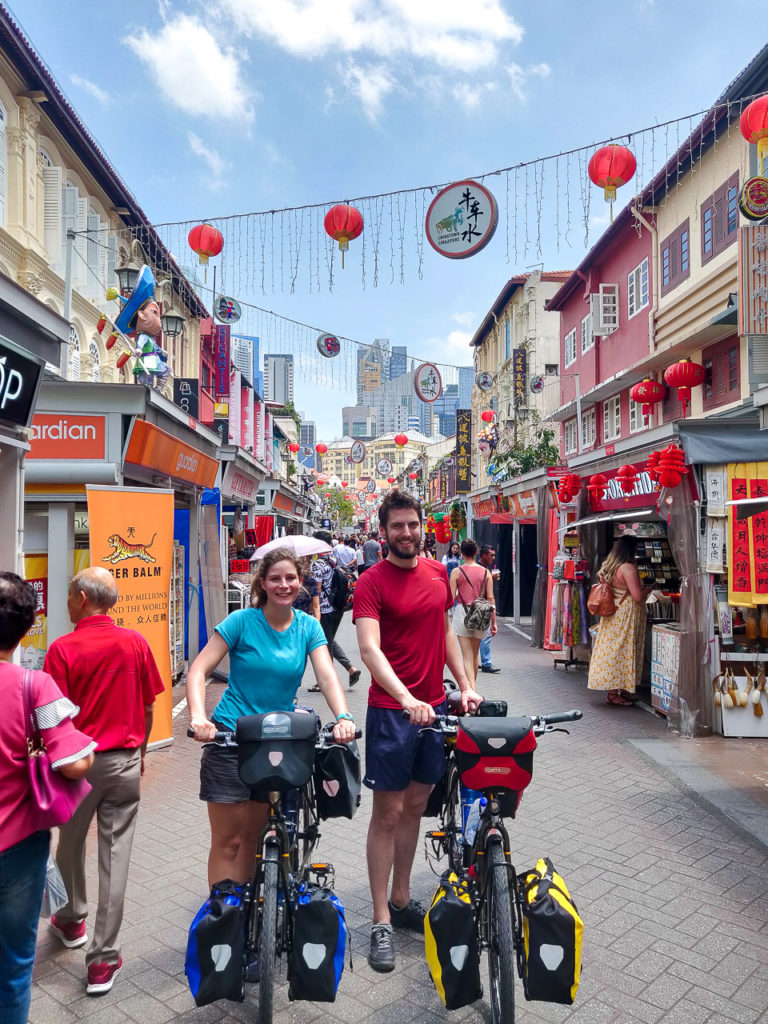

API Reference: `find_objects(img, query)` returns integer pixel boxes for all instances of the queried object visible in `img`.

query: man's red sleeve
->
[352,570,380,622]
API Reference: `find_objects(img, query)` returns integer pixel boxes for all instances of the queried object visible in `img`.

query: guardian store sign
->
[0,337,44,428]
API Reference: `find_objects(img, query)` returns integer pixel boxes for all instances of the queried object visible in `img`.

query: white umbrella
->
[250,536,332,561]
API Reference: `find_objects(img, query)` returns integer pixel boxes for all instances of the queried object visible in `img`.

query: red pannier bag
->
[455,717,537,818]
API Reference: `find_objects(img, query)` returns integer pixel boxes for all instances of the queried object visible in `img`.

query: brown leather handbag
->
[587,575,616,617]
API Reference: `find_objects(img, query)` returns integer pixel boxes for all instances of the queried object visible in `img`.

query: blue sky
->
[11,1,766,439]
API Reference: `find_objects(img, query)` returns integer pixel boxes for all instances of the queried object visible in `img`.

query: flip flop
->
[307,685,321,693]
[606,692,633,706]
[348,669,362,686]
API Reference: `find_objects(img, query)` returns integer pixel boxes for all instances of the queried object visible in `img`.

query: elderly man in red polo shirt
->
[43,566,164,996]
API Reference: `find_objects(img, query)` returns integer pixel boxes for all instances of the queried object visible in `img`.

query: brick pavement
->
[30,615,768,1023]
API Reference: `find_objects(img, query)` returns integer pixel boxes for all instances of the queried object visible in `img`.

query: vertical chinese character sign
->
[739,225,768,335]
[727,462,768,605]
[456,409,472,494]
[512,349,527,405]
[425,180,499,259]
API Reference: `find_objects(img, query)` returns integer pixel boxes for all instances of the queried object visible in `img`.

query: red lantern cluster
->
[630,377,666,421]
[587,473,609,505]
[649,444,688,489]
[557,473,581,503]
[663,359,705,417]
[188,223,224,266]
[616,464,639,496]
[433,515,451,544]
[588,145,637,204]
[394,433,408,448]
[480,410,495,423]
[324,204,364,268]
[315,442,328,455]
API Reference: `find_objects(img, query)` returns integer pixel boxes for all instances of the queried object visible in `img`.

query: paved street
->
[30,616,768,1024]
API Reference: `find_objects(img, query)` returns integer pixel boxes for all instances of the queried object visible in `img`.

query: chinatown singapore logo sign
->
[414,362,442,402]
[425,180,498,259]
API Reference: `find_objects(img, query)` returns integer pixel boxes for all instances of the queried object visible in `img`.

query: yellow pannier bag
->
[424,870,482,1010]
[519,857,583,1004]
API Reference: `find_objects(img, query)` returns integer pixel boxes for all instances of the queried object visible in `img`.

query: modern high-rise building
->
[458,365,473,409]
[263,354,294,405]
[390,345,408,380]
[298,419,316,469]
[357,339,390,401]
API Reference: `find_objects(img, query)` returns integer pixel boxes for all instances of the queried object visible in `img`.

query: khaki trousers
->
[54,748,141,967]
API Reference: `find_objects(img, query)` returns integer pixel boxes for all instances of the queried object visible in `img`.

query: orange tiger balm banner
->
[86,485,175,746]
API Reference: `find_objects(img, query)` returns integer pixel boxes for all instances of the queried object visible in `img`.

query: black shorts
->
[364,702,447,791]
[199,741,266,804]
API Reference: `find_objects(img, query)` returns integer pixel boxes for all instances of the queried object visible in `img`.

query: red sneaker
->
[50,915,87,949]
[86,957,122,996]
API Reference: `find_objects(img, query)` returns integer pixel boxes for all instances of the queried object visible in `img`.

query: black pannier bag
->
[236,712,317,801]
[185,879,246,1006]
[313,739,362,819]
[455,716,536,817]
[288,883,348,1002]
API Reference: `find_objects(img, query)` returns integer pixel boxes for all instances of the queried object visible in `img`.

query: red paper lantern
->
[341,481,349,488]
[324,204,364,268]
[630,377,666,421]
[587,473,609,504]
[187,223,224,266]
[96,315,107,335]
[652,444,688,489]
[663,359,705,417]
[616,464,639,496]
[481,410,495,423]
[387,477,396,484]
[315,443,328,455]
[288,442,301,453]
[394,433,408,448]
[588,145,637,204]
[740,95,768,174]
[317,477,325,486]
[116,351,131,369]
[409,472,418,480]
[557,473,581,504]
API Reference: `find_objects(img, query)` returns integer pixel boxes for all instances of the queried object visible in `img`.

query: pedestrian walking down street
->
[353,490,482,973]
[0,573,95,1024]
[449,538,497,684]
[360,531,383,573]
[478,544,502,672]
[43,567,164,996]
[310,531,361,690]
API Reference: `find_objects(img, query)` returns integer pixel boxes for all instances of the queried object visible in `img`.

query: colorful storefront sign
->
[213,324,231,398]
[123,420,218,488]
[28,414,106,460]
[739,224,768,335]
[728,462,768,606]
[512,349,527,405]
[456,409,471,493]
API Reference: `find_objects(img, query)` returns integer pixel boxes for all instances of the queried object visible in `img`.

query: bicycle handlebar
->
[402,708,583,736]
[186,723,362,743]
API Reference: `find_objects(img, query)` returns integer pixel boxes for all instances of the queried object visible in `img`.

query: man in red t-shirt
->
[43,567,164,996]
[353,491,482,972]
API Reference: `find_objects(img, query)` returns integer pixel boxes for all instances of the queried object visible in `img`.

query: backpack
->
[288,883,348,1002]
[586,575,615,616]
[185,880,246,1006]
[518,857,583,1005]
[458,567,494,631]
[424,870,482,1010]
[327,559,351,612]
[313,739,362,820]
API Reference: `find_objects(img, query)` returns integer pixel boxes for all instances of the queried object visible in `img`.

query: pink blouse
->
[455,564,489,607]
[0,664,96,852]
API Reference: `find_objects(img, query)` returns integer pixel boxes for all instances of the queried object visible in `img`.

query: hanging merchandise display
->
[188,223,224,266]
[425,180,499,259]
[449,501,467,531]
[663,359,705,417]
[316,333,341,358]
[630,378,666,422]
[323,204,364,269]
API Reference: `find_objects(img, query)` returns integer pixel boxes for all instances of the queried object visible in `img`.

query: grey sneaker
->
[369,923,395,972]
[388,897,426,933]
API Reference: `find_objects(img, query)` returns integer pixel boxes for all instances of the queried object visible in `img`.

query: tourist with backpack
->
[448,539,497,684]
[308,531,362,692]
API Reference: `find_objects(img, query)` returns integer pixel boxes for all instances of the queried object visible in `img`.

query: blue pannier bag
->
[185,879,245,1006]
[288,883,348,1002]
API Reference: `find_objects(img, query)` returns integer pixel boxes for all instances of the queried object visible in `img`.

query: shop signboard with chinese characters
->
[425,180,499,259]
[739,225,768,334]
[414,362,442,402]
[455,409,471,493]
[727,462,768,606]
[512,349,527,405]
[350,440,366,464]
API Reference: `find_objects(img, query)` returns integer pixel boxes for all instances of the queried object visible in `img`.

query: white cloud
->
[187,132,228,189]
[124,13,256,123]
[452,311,477,328]
[451,81,497,112]
[427,328,475,364]
[69,73,111,106]
[342,61,397,122]
[505,62,551,102]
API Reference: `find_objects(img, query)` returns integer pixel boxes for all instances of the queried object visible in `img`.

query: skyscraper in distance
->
[263,354,294,405]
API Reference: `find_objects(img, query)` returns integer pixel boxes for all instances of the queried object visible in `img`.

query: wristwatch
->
[336,711,354,722]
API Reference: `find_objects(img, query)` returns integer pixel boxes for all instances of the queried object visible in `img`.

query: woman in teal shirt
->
[187,548,356,886]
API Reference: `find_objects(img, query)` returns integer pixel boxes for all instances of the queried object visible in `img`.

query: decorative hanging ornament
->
[651,444,688,489]
[414,362,442,402]
[587,473,609,505]
[323,204,364,269]
[187,223,224,266]
[315,442,328,455]
[288,442,301,454]
[409,472,418,480]
[588,145,637,221]
[394,433,408,448]
[475,370,493,391]
[387,477,396,485]
[616,464,639,497]
[557,473,581,504]
[317,333,341,358]
[663,358,705,417]
[740,94,768,177]
[481,410,495,423]
[425,180,499,259]
[341,481,349,488]
[630,377,667,422]
[316,478,325,486]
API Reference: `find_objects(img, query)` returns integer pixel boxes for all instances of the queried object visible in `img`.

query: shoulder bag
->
[458,567,494,631]
[586,574,616,617]
[22,670,91,831]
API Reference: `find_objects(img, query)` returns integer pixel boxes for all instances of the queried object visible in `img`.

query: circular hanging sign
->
[530,375,544,394]
[425,180,499,260]
[345,454,353,463]
[350,440,366,464]
[376,457,393,477]
[476,370,493,391]
[214,295,242,323]
[739,176,768,221]
[316,332,341,358]
[366,479,376,494]
[414,362,442,402]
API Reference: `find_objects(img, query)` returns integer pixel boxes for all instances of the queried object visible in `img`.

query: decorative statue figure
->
[98,265,171,391]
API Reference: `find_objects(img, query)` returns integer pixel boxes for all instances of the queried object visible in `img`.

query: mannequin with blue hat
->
[99,265,170,389]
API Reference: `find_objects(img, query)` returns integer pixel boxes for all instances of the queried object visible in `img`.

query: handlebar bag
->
[288,883,348,1002]
[424,870,482,1010]
[185,879,245,1006]
[313,739,362,820]
[455,717,536,809]
[518,857,583,1005]
[236,712,318,800]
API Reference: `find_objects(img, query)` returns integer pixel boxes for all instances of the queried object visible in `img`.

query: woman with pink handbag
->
[0,573,95,1024]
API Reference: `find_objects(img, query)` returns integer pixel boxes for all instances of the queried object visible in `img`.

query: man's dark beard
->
[387,536,420,559]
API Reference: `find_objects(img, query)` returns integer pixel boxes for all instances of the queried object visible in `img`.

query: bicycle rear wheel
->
[487,840,515,1024]
[257,853,278,1024]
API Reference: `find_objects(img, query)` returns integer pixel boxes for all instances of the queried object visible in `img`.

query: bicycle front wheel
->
[257,854,278,1024]
[441,763,464,875]
[487,840,515,1024]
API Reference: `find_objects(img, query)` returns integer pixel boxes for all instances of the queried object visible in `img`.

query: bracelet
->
[336,711,354,722]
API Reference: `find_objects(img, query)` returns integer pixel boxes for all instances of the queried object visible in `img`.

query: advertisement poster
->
[20,551,91,667]
[87,486,174,746]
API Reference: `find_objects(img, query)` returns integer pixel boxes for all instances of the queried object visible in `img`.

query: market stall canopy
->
[725,497,768,521]
[557,509,658,534]
[675,417,763,464]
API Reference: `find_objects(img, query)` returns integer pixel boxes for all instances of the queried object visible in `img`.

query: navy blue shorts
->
[364,702,447,791]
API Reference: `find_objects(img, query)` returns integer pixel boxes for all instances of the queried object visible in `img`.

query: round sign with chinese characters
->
[739,176,768,221]
[350,440,366,464]
[214,295,242,323]
[414,362,442,402]
[475,370,493,391]
[316,332,341,358]
[366,479,376,494]
[376,457,393,477]
[425,180,498,260]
